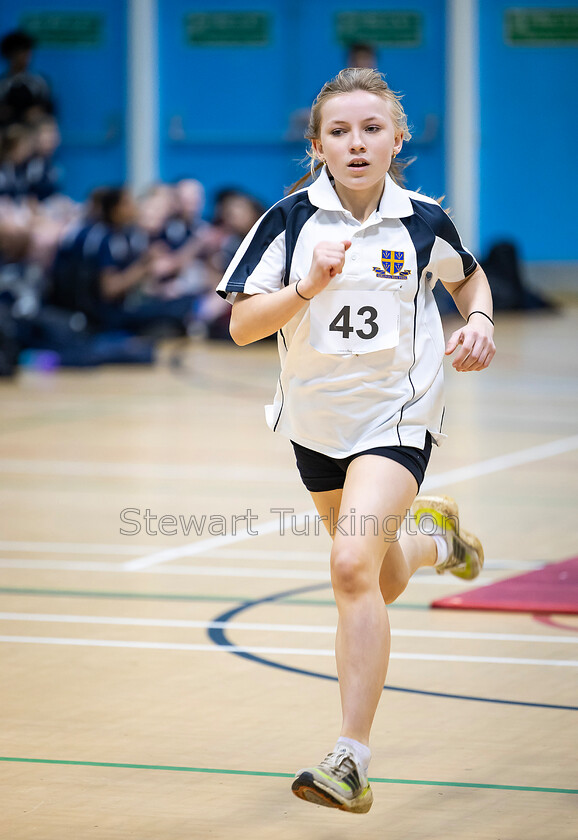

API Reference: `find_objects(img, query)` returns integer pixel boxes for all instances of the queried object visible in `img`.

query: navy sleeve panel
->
[220,190,315,296]
[410,197,477,276]
[283,196,319,285]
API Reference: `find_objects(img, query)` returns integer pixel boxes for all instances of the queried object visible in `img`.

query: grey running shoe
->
[291,746,373,813]
[412,494,484,580]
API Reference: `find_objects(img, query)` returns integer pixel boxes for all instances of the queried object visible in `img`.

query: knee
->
[330,544,374,596]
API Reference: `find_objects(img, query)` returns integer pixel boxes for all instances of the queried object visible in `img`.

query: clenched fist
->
[297,240,352,299]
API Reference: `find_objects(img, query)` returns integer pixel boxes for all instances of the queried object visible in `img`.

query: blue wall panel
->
[479,0,578,260]
[158,0,302,210]
[158,0,446,211]
[3,1,575,262]
[0,0,127,201]
[292,0,446,199]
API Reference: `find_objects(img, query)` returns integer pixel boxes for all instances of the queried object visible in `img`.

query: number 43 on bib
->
[309,290,400,355]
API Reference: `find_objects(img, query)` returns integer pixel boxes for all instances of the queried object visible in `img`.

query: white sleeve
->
[414,201,477,288]
[216,215,286,303]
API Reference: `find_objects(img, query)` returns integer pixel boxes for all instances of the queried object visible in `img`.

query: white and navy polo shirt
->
[217,167,476,458]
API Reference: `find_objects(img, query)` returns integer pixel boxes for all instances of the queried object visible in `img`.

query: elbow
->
[229,309,254,346]
[229,296,273,345]
[229,320,252,346]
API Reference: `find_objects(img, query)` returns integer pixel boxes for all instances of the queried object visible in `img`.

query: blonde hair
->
[289,67,412,193]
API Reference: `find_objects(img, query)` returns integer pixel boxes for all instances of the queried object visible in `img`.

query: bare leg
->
[312,478,437,608]
[379,527,437,604]
[310,456,427,745]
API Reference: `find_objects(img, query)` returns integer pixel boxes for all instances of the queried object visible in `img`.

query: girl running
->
[216,67,495,814]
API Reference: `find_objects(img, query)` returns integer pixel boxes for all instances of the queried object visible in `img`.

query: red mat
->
[432,556,578,614]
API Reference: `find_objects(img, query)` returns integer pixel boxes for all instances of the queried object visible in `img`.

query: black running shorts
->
[291,433,432,493]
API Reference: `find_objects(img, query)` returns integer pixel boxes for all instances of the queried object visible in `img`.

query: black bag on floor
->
[481,241,555,311]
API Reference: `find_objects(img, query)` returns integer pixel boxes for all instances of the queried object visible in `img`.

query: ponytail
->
[287,160,324,195]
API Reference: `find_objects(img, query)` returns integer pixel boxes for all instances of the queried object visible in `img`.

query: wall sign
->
[505,8,578,45]
[184,12,270,46]
[336,11,423,47]
[20,12,103,47]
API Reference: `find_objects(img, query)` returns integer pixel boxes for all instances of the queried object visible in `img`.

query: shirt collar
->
[307,166,414,219]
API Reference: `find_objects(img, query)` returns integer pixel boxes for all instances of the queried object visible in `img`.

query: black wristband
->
[467,310,494,326]
[295,280,312,301]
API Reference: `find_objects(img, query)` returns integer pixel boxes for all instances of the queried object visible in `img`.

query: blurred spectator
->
[0,30,55,127]
[50,185,202,337]
[0,166,268,373]
[0,122,36,199]
[346,42,378,69]
[287,43,378,142]
[174,178,206,234]
[25,115,61,201]
[196,188,264,339]
[138,181,206,300]
[209,189,265,275]
[0,116,65,213]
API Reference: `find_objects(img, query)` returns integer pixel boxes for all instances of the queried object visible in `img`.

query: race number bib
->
[309,290,400,355]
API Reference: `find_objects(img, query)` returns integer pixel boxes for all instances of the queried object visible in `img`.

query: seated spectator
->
[0,122,36,200]
[0,169,280,374]
[173,178,206,237]
[0,116,61,203]
[24,115,61,201]
[49,186,147,328]
[196,188,264,339]
[137,181,212,304]
[0,187,155,372]
[0,169,76,282]
[49,185,198,336]
[207,188,265,278]
[0,30,55,127]
[48,188,111,322]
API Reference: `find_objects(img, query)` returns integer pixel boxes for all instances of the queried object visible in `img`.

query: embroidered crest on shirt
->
[372,250,411,280]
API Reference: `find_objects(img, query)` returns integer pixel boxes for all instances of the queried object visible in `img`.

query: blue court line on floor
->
[207,583,578,712]
[0,757,575,794]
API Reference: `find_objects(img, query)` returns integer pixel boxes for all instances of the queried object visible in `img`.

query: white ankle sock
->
[432,534,448,567]
[336,737,371,773]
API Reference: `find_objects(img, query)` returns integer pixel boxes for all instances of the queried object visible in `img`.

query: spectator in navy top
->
[24,115,61,201]
[55,186,196,335]
[0,123,35,200]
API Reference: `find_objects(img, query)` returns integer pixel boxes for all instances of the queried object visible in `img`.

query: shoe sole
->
[292,772,373,814]
[451,527,485,579]
[413,495,484,580]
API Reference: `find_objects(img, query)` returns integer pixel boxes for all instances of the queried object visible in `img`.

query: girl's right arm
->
[229,239,351,345]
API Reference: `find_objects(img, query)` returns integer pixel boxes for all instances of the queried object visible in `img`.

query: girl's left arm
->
[442,264,496,372]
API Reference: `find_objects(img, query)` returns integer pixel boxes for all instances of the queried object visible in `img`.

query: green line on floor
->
[0,587,427,609]
[0,757,575,794]
[283,597,428,609]
[0,587,248,604]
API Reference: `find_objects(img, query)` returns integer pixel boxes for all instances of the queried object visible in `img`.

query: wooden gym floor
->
[1,305,577,839]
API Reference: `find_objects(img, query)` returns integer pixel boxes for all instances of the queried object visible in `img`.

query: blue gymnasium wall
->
[0,0,127,199]
[159,0,446,209]
[479,0,578,261]
[1,1,577,262]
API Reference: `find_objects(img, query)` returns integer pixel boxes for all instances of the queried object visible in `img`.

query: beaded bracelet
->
[467,310,494,326]
[295,280,312,301]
